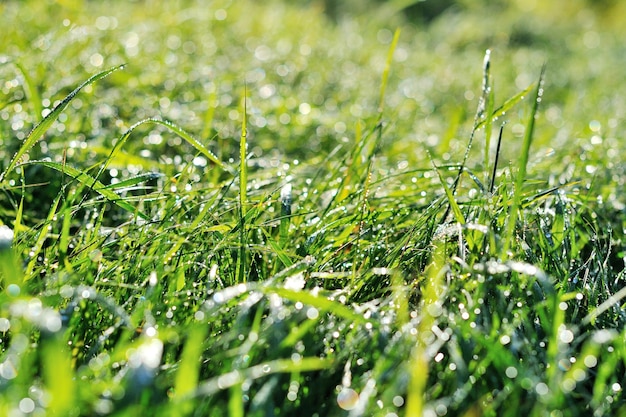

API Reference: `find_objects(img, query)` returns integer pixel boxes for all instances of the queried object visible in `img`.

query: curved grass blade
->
[18,160,150,220]
[102,172,164,191]
[94,118,233,185]
[0,65,125,183]
[189,357,331,399]
[267,287,369,325]
[149,118,233,174]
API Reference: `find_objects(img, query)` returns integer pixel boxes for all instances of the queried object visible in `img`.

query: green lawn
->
[0,0,625,415]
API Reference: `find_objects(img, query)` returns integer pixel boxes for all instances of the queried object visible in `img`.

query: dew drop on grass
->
[0,318,9,332]
[18,397,35,413]
[306,307,319,320]
[583,355,597,368]
[558,359,571,371]
[558,327,574,344]
[6,284,20,297]
[535,382,549,396]
[505,367,518,378]
[337,387,359,410]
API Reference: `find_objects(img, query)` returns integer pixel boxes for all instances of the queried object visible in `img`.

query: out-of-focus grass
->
[0,0,625,415]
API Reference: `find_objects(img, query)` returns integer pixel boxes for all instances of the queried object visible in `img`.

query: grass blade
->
[18,160,150,220]
[267,287,369,325]
[0,65,125,183]
[238,86,248,283]
[102,172,163,190]
[429,152,465,225]
[475,82,536,131]
[25,193,61,280]
[190,357,331,399]
[501,65,546,258]
[14,61,43,120]
[149,118,233,174]
[94,118,232,186]
[378,28,400,116]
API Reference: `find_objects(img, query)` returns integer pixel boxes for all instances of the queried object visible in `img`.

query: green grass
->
[0,0,625,416]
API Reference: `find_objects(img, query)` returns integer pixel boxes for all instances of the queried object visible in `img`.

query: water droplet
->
[19,397,35,413]
[306,307,319,320]
[337,388,359,410]
[505,367,518,378]
[535,382,549,396]
[7,284,20,297]
[583,355,597,368]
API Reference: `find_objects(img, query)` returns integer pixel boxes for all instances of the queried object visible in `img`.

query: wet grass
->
[0,0,625,416]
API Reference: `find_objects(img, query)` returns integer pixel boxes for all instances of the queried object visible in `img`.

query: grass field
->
[1,0,625,415]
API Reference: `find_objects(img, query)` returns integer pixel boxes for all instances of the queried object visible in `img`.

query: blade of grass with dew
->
[14,61,43,120]
[444,50,491,221]
[336,120,363,204]
[188,357,332,399]
[429,152,465,225]
[0,64,124,183]
[489,124,505,194]
[266,287,369,325]
[102,172,164,191]
[229,384,244,417]
[238,86,248,283]
[483,57,495,186]
[352,159,374,281]
[201,87,218,142]
[406,240,446,416]
[173,323,207,413]
[58,198,74,270]
[24,192,61,280]
[41,334,76,417]
[501,65,546,258]
[377,28,400,117]
[279,183,292,250]
[475,82,536,131]
[150,118,233,174]
[93,118,233,188]
[18,160,150,220]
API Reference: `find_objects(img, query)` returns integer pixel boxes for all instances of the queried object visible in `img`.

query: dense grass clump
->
[0,0,625,416]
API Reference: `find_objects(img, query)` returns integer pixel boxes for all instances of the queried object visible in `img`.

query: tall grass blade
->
[173,324,206,404]
[279,183,292,249]
[42,335,76,417]
[14,61,43,120]
[429,152,465,225]
[378,28,400,116]
[24,193,61,280]
[0,65,125,183]
[489,124,505,194]
[445,50,491,220]
[238,85,248,283]
[406,241,446,415]
[501,65,546,258]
